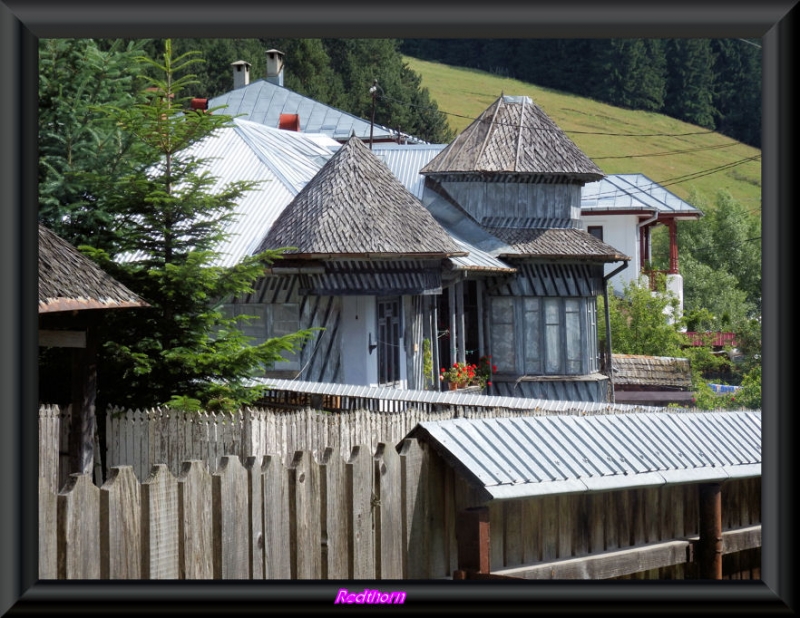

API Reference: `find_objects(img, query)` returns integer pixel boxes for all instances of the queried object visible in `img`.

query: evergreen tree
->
[38,38,150,248]
[711,39,761,148]
[84,40,314,411]
[663,38,717,129]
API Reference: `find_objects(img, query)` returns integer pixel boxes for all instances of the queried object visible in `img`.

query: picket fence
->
[103,404,577,482]
[39,439,469,580]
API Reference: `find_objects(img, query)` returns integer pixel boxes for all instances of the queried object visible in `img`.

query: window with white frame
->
[490,296,598,376]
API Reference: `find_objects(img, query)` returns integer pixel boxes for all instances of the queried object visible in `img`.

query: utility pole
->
[369,79,378,150]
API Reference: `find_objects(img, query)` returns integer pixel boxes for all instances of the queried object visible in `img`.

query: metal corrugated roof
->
[405,411,761,501]
[251,377,717,415]
[581,174,704,217]
[209,79,426,144]
[371,143,446,199]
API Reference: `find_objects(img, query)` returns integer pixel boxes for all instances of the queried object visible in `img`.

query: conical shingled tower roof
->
[420,95,604,182]
[258,136,465,258]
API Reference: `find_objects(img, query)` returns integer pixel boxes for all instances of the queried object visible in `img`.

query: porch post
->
[668,218,679,274]
[698,482,723,579]
[448,284,457,364]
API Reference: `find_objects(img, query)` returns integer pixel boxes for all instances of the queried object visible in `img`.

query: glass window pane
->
[490,298,515,373]
[523,297,541,373]
[544,298,561,373]
[566,299,581,374]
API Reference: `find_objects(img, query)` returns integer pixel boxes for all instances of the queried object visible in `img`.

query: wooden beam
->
[39,329,86,348]
[489,526,761,580]
[455,506,491,575]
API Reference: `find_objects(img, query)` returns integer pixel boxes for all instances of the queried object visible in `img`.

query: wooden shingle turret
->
[421,95,604,182]
[258,136,465,259]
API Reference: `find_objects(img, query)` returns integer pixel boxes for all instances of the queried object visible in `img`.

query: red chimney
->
[279,113,300,132]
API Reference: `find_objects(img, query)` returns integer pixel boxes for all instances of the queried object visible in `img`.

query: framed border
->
[2,1,794,613]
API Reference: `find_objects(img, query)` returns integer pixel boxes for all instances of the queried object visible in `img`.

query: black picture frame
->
[2,1,794,614]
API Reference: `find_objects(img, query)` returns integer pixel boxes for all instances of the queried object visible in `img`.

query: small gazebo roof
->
[38,224,148,314]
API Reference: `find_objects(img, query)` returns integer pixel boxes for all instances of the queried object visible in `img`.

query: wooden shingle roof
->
[257,136,466,259]
[38,224,148,314]
[484,226,630,262]
[420,95,604,181]
[612,355,693,389]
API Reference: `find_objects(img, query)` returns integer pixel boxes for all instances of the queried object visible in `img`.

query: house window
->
[377,296,402,385]
[222,302,301,370]
[587,226,604,241]
[490,296,598,376]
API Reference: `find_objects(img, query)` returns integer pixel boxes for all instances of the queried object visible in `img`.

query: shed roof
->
[404,411,761,501]
[38,224,148,313]
[420,95,604,181]
[612,354,693,389]
[257,136,465,259]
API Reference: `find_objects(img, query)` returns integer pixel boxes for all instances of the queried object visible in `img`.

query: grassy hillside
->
[403,56,762,215]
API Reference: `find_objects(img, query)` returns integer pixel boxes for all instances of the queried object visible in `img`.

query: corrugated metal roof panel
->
[582,174,703,217]
[405,411,760,501]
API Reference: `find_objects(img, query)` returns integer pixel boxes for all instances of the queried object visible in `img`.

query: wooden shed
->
[38,223,148,479]
[611,354,695,406]
[403,410,761,580]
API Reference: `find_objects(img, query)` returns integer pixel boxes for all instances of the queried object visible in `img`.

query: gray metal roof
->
[119,119,336,269]
[420,95,604,182]
[208,79,425,144]
[405,411,761,501]
[257,136,465,259]
[581,173,704,218]
[252,377,723,416]
[39,224,149,314]
[371,143,446,199]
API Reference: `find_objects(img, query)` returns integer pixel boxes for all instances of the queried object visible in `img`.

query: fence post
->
[698,482,723,579]
[455,506,491,578]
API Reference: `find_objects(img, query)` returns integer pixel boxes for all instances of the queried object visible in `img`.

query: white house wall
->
[581,213,641,294]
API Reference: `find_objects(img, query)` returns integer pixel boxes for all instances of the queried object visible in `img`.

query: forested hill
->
[400,38,762,149]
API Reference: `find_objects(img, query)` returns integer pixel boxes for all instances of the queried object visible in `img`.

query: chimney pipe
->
[231,60,251,90]
[265,49,285,87]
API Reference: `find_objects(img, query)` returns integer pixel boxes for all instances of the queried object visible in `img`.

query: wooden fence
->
[40,441,466,580]
[104,404,609,482]
[40,405,761,581]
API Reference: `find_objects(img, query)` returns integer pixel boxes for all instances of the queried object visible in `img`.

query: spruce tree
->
[85,39,314,411]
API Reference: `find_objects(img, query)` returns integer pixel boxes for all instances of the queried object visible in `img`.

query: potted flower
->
[440,361,482,390]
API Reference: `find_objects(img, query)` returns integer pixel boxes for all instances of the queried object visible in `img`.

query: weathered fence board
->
[374,443,403,579]
[100,466,141,579]
[262,453,291,579]
[347,445,375,579]
[177,460,213,579]
[58,473,100,579]
[141,464,179,579]
[213,455,250,579]
[319,446,349,579]
[289,451,322,579]
[38,480,57,580]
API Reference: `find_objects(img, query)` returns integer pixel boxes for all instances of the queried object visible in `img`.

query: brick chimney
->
[266,49,285,87]
[231,60,251,90]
